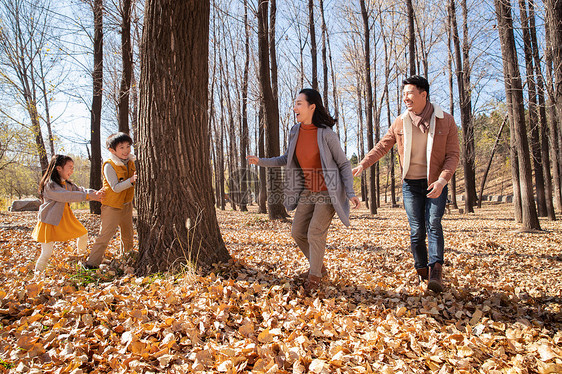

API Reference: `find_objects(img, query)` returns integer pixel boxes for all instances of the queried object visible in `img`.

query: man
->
[352,75,460,293]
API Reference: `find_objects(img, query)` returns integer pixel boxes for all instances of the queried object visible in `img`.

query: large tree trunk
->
[257,0,287,220]
[360,0,376,215]
[519,0,547,217]
[529,0,556,220]
[118,0,132,134]
[136,0,230,274]
[495,0,541,231]
[89,0,103,215]
[308,0,318,90]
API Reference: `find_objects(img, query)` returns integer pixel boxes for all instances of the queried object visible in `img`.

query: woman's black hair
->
[298,88,337,128]
[38,154,74,199]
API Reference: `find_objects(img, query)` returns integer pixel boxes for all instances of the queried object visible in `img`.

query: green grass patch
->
[0,359,14,369]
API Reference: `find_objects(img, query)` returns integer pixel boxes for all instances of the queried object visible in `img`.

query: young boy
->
[85,132,137,268]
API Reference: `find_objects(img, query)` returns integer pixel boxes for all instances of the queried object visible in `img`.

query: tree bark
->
[136,0,230,274]
[118,0,132,134]
[494,0,541,231]
[89,0,103,215]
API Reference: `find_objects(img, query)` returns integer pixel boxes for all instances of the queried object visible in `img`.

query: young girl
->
[31,154,104,274]
[248,88,360,291]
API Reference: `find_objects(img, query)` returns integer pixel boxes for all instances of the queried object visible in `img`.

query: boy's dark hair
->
[106,132,133,150]
[402,75,430,98]
[298,88,337,128]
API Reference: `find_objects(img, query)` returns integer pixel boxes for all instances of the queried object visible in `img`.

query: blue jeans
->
[402,179,448,270]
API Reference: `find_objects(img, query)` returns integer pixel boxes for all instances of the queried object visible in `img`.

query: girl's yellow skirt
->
[32,203,88,243]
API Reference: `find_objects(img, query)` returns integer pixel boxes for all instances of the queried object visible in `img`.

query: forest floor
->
[0,203,560,373]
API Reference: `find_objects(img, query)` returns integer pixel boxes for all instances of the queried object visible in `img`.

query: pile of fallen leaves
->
[0,204,560,373]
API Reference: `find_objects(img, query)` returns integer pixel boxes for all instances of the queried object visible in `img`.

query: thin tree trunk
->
[356,73,367,206]
[269,0,278,102]
[239,0,250,212]
[447,6,459,210]
[258,103,267,213]
[544,22,562,211]
[136,0,230,274]
[360,0,376,215]
[450,0,476,213]
[406,0,416,75]
[460,0,477,205]
[519,0,547,217]
[319,0,328,107]
[495,0,541,231]
[544,15,562,213]
[118,0,132,134]
[308,0,317,90]
[529,0,555,219]
[545,0,562,185]
[258,0,287,219]
[38,53,55,157]
[478,115,507,208]
[89,0,103,215]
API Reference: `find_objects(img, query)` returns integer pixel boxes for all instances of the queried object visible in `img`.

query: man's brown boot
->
[416,267,429,284]
[428,262,444,293]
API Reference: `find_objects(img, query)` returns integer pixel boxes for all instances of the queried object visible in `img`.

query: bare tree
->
[0,0,54,173]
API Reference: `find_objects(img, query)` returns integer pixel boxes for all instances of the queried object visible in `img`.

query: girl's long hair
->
[39,155,73,199]
[299,88,337,128]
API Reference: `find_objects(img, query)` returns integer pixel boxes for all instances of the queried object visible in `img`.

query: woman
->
[248,88,360,291]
